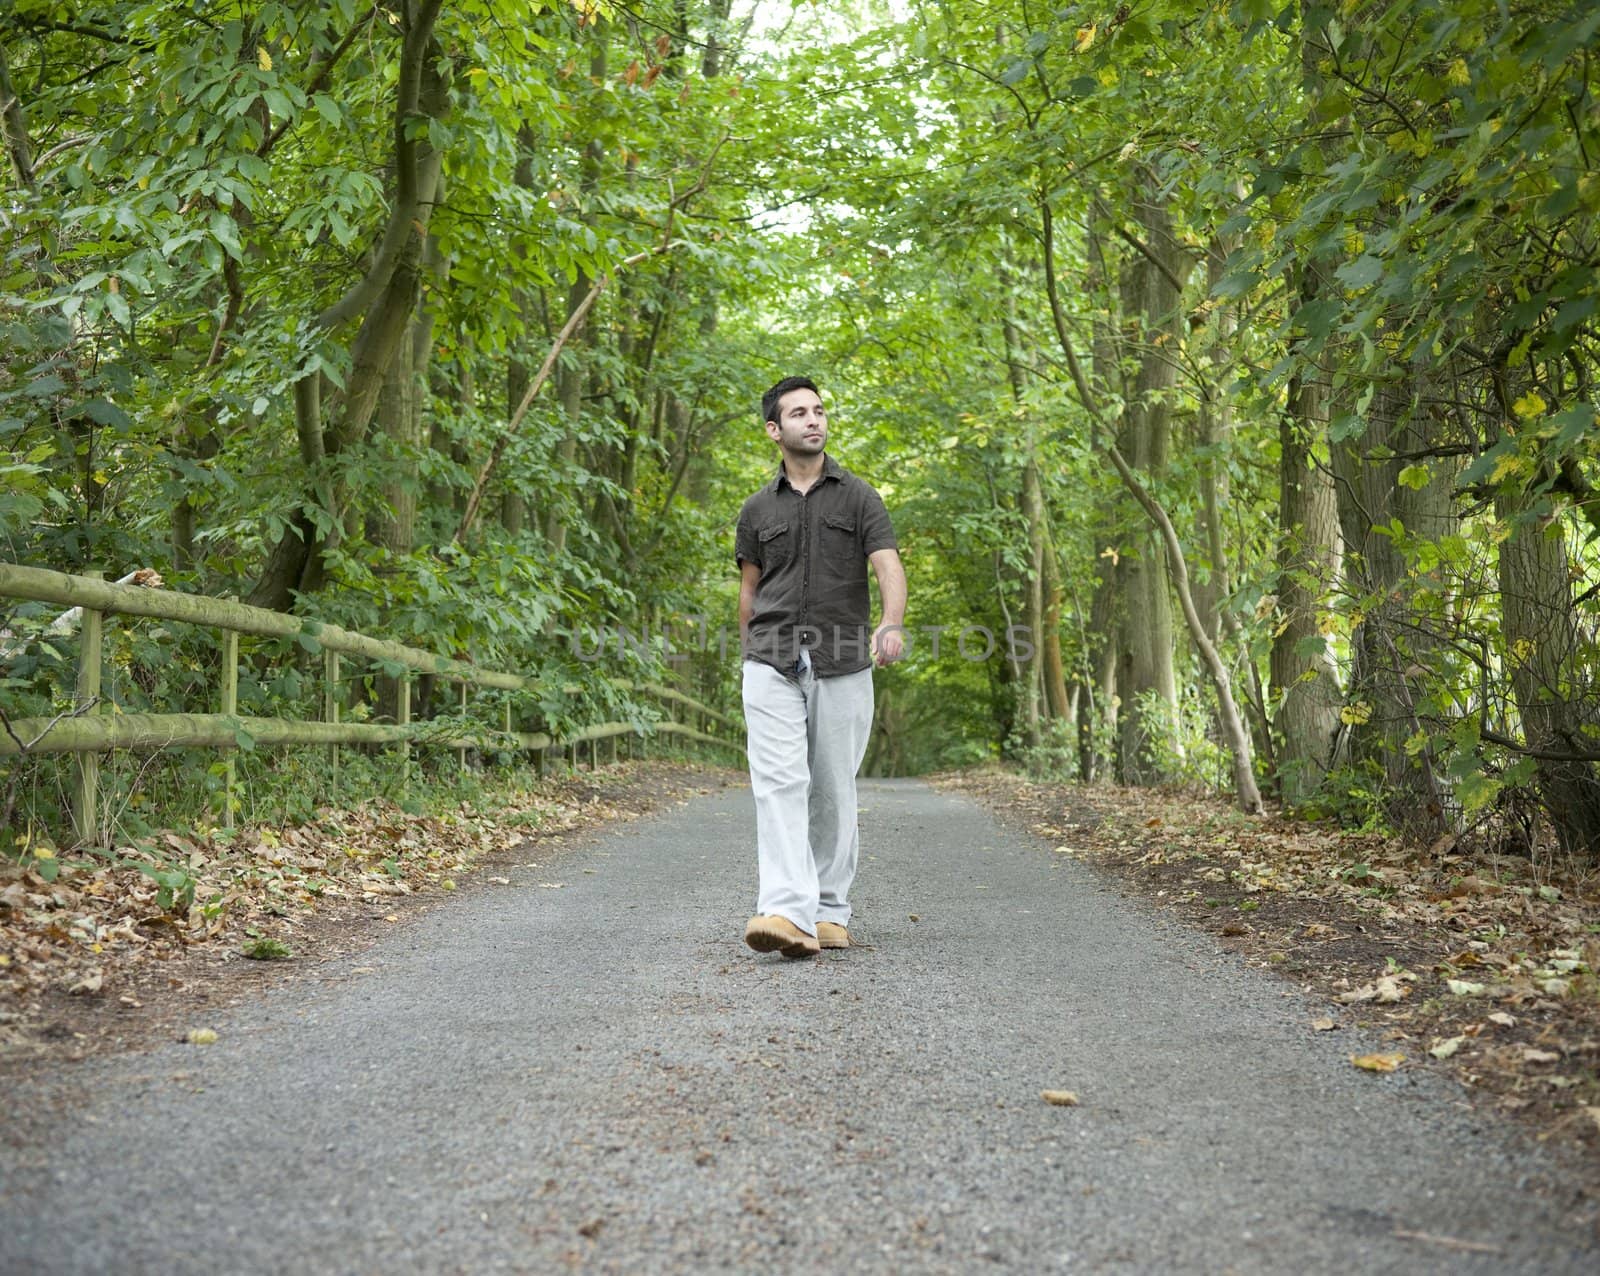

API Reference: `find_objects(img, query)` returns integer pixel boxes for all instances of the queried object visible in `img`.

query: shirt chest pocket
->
[759,521,793,570]
[820,513,860,571]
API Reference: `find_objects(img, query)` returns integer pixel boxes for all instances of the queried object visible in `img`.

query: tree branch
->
[0,40,38,191]
[256,4,380,159]
[1113,221,1190,296]
[313,0,444,332]
[1481,727,1600,764]
[453,241,682,544]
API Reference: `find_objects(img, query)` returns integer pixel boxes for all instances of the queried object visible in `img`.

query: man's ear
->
[764,419,782,442]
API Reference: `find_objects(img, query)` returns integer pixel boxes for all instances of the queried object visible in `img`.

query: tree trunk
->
[501,348,528,537]
[543,29,607,554]
[502,129,537,537]
[1113,180,1182,784]
[1331,377,1455,838]
[1039,517,1071,723]
[0,41,38,192]
[1001,257,1053,749]
[1019,457,1046,751]
[1075,213,1120,783]
[1076,574,1118,783]
[246,4,447,610]
[371,310,419,555]
[1041,193,1260,812]
[1495,494,1600,855]
[1271,273,1344,805]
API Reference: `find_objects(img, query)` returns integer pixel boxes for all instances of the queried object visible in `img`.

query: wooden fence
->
[0,562,741,846]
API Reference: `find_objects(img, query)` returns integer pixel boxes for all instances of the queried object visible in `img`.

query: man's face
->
[766,387,828,454]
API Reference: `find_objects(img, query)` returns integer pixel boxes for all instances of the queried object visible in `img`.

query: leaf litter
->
[1,761,739,1066]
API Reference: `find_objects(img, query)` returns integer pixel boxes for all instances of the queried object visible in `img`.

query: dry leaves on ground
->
[0,762,737,1061]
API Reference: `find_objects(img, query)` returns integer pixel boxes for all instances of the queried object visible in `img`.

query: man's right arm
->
[738,561,761,649]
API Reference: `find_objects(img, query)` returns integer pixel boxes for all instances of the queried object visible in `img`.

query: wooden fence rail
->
[0,562,741,846]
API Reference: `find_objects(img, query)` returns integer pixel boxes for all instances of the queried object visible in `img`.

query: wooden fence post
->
[71,570,104,847]
[397,672,411,784]
[221,599,238,829]
[324,649,341,794]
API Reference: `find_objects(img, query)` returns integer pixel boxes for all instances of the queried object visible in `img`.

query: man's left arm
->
[868,547,906,666]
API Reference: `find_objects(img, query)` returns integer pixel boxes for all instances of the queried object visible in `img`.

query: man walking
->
[734,376,907,959]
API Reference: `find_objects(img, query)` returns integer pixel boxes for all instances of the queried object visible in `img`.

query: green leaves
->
[1000,57,1032,86]
[1335,256,1383,290]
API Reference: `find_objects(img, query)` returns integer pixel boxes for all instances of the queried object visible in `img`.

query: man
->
[734,375,907,959]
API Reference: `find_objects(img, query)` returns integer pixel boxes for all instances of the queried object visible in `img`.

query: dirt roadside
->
[0,760,744,1072]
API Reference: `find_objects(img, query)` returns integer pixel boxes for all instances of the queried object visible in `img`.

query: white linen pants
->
[741,650,875,936]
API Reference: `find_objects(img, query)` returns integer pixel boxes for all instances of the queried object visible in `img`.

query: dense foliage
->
[3,1,1598,863]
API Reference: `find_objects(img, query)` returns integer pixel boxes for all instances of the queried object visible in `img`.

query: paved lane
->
[2,778,1594,1273]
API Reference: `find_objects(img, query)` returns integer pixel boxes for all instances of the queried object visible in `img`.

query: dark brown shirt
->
[735,454,898,678]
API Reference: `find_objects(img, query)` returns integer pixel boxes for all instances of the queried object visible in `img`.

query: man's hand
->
[872,622,905,667]
[867,547,907,668]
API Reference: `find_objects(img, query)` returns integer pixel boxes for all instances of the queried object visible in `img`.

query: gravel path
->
[2,777,1596,1273]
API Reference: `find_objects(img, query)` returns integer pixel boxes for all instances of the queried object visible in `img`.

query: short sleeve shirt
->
[734,454,898,678]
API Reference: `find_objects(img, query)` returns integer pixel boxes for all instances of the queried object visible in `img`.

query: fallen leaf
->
[1446,979,1487,996]
[1522,1047,1561,1064]
[1041,1089,1079,1106]
[68,969,104,995]
[1374,975,1409,1003]
[187,1028,218,1045]
[909,913,920,922]
[1430,1036,1466,1059]
[1538,977,1571,997]
[1351,1052,1404,1073]
[1337,973,1411,1005]
[1311,1017,1337,1032]
[1487,1012,1516,1028]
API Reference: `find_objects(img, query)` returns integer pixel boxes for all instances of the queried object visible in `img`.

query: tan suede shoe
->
[744,915,820,959]
[816,921,851,949]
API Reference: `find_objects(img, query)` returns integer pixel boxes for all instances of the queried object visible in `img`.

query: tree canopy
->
[4,0,1599,860]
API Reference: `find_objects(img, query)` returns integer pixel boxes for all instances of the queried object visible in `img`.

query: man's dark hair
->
[762,375,819,426]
